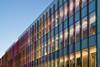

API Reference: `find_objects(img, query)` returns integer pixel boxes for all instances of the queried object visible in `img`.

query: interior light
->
[60,57,64,63]
[70,54,74,60]
[76,52,80,58]
[82,51,88,56]
[65,56,68,62]
[90,46,96,53]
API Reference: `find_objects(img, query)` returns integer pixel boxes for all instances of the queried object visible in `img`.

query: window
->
[61,46,96,67]
[55,40,59,51]
[82,6,87,18]
[59,32,63,49]
[82,49,88,67]
[51,15,54,29]
[75,51,81,67]
[75,21,80,42]
[89,46,96,67]
[64,56,68,67]
[82,0,87,8]
[60,57,64,67]
[89,1,95,13]
[75,0,80,12]
[64,3,68,20]
[55,59,58,67]
[64,19,68,29]
[51,30,54,38]
[59,0,63,6]
[69,25,74,45]
[89,12,96,36]
[55,26,58,34]
[55,11,59,26]
[82,17,88,39]
[48,45,50,54]
[52,43,55,52]
[48,32,50,39]
[69,16,74,25]
[51,60,55,67]
[64,29,68,40]
[59,24,62,32]
[70,54,75,67]
[69,0,74,16]
[60,32,63,41]
[64,29,68,46]
[75,11,80,22]
[43,35,46,46]
[60,7,64,24]
[67,61,70,67]
[89,0,94,2]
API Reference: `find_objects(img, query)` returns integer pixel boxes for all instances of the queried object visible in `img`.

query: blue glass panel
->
[75,11,80,22]
[64,19,68,29]
[89,1,95,13]
[75,41,80,52]
[82,39,88,49]
[64,47,67,55]
[82,6,87,18]
[89,35,96,47]
[69,16,73,26]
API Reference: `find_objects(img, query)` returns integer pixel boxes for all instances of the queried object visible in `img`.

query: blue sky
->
[0,0,53,58]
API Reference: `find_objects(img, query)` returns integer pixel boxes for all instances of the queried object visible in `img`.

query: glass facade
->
[1,0,99,67]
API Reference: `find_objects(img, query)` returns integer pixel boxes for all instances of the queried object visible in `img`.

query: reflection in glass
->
[90,46,96,67]
[82,49,88,67]
[76,51,81,67]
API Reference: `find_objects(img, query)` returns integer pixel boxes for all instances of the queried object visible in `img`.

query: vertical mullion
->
[46,12,48,67]
[57,0,60,67]
[36,22,38,67]
[33,25,34,67]
[42,16,44,67]
[32,26,34,67]
[73,0,76,67]
[49,8,52,67]
[33,24,36,66]
[79,0,82,67]
[35,25,36,67]
[34,25,35,67]
[87,0,90,67]
[53,4,55,67]
[44,15,46,67]
[62,0,64,48]
[62,0,65,66]
[37,21,39,67]
[50,9,51,67]
[30,28,32,67]
[95,0,97,66]
[67,0,70,66]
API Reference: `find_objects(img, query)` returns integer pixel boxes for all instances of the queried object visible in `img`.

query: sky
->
[0,0,53,58]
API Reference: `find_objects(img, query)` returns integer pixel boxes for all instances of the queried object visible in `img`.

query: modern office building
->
[1,0,100,67]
